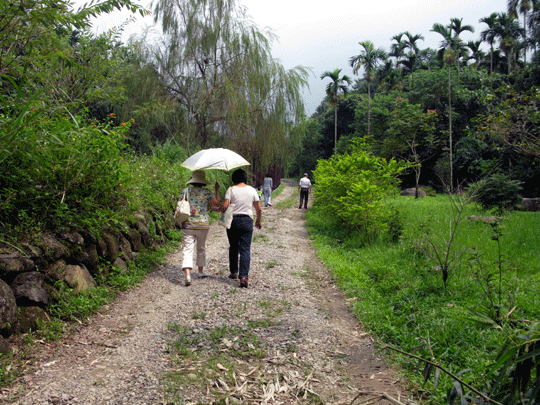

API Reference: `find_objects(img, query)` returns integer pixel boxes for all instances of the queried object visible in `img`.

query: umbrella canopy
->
[181,148,250,171]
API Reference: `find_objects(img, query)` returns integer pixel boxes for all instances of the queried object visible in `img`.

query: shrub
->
[468,173,522,213]
[313,139,410,242]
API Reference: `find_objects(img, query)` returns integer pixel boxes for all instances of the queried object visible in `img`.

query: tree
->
[466,40,486,68]
[494,12,525,74]
[383,97,439,198]
[320,68,352,155]
[151,0,309,171]
[479,87,540,156]
[449,18,475,72]
[431,22,459,191]
[480,13,499,74]
[528,1,540,58]
[349,40,387,136]
[403,31,425,55]
[0,0,146,84]
[401,32,425,86]
[508,0,532,62]
[390,33,407,64]
[431,19,474,74]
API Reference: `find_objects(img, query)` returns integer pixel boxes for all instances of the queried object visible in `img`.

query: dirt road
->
[3,180,409,404]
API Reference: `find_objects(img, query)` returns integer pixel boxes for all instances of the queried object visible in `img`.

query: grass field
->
[306,193,540,403]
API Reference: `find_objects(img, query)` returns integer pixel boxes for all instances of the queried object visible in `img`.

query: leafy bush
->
[313,139,410,242]
[468,173,523,213]
[0,110,133,235]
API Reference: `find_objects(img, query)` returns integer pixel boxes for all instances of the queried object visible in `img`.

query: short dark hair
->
[231,169,248,185]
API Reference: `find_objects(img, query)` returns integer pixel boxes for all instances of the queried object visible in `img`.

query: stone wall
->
[0,211,176,346]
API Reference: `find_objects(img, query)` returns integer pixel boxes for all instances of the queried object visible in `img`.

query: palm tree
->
[529,1,540,59]
[431,22,459,191]
[390,33,406,69]
[449,18,475,72]
[402,31,424,84]
[320,69,352,154]
[466,40,485,68]
[431,22,454,60]
[349,40,387,136]
[403,31,425,55]
[508,0,532,62]
[480,13,499,74]
[494,12,525,73]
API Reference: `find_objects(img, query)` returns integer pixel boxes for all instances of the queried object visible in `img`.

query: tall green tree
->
[403,31,425,55]
[508,0,532,62]
[494,12,525,74]
[466,40,485,68]
[390,33,406,73]
[320,68,352,155]
[349,40,387,136]
[449,17,475,72]
[528,1,540,58]
[402,32,424,85]
[480,13,500,74]
[383,97,438,198]
[151,0,309,171]
[431,21,460,191]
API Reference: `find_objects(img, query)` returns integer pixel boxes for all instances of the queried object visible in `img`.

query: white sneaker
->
[184,269,191,286]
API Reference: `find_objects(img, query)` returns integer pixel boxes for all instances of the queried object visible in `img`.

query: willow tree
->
[151,0,309,171]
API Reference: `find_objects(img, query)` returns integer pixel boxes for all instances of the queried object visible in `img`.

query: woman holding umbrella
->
[222,169,262,288]
[178,170,220,286]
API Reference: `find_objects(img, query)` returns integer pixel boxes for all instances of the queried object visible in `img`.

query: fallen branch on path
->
[350,390,407,405]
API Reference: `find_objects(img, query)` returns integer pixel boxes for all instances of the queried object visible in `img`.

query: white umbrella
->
[181,148,250,171]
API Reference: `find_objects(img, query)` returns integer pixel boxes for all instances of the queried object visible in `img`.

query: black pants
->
[226,215,253,279]
[299,188,309,208]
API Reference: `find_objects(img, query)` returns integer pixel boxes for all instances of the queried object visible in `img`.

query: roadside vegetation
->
[306,175,540,403]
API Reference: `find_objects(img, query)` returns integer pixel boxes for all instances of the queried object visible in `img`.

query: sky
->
[79,0,510,117]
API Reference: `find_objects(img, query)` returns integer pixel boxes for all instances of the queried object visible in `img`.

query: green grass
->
[272,183,285,198]
[275,195,299,210]
[306,194,540,403]
[253,234,269,243]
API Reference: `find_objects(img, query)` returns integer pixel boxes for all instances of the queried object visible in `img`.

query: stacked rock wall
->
[0,211,176,346]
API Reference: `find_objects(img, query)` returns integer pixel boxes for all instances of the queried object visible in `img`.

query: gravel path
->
[3,180,410,405]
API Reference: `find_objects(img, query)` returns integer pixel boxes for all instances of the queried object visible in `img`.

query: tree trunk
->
[334,104,337,155]
[448,67,453,193]
[367,82,371,136]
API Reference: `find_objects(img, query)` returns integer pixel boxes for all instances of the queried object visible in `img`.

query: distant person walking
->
[298,173,312,209]
[262,175,273,207]
[222,169,262,288]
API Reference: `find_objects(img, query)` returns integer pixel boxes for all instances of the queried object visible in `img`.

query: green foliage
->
[411,193,478,289]
[288,119,324,177]
[48,281,115,322]
[0,110,132,234]
[307,194,540,403]
[313,139,410,242]
[468,173,523,213]
[480,323,540,405]
[477,87,540,157]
